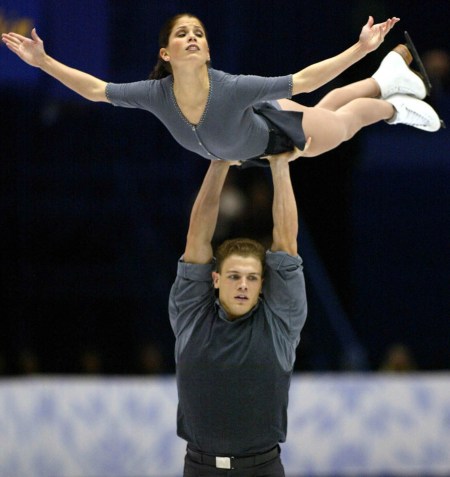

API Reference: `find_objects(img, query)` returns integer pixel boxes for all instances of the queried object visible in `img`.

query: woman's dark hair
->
[149,13,210,80]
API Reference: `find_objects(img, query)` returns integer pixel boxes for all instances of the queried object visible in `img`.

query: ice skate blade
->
[404,31,432,96]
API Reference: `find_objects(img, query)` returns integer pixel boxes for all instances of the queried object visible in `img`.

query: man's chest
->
[179,317,278,371]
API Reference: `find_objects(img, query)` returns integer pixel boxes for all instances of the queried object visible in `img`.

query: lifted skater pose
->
[2,14,442,166]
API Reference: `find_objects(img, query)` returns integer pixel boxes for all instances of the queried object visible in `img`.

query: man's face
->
[212,254,263,320]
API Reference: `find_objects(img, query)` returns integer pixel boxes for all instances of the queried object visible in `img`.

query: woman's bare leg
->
[315,78,380,111]
[277,97,393,157]
[278,50,441,151]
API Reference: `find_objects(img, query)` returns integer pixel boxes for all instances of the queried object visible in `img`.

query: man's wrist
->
[269,157,290,172]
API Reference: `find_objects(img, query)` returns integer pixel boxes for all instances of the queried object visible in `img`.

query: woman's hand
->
[2,28,46,68]
[359,16,400,53]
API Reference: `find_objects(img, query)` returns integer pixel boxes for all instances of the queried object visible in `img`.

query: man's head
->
[212,238,265,320]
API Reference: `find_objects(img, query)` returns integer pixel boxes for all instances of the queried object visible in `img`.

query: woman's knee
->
[315,87,346,110]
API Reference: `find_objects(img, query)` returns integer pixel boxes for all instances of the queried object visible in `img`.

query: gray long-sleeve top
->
[168,251,307,456]
[106,69,293,161]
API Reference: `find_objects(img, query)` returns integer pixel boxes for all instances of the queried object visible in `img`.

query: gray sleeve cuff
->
[266,250,303,271]
[104,81,151,109]
[177,256,216,281]
[288,74,294,98]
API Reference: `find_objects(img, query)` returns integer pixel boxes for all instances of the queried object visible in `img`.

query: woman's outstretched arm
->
[291,16,399,95]
[2,28,108,102]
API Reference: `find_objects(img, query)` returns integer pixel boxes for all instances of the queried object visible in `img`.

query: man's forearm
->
[188,161,230,233]
[270,159,298,255]
[184,161,231,263]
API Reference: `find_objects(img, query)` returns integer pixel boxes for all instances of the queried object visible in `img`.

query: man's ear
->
[212,271,220,289]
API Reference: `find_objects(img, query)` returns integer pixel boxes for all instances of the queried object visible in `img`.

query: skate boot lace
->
[401,104,430,127]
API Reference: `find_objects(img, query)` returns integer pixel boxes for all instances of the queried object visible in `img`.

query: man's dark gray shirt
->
[168,251,307,456]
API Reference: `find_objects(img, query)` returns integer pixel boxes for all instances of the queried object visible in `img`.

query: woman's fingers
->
[7,32,30,42]
[4,43,18,54]
[2,34,26,50]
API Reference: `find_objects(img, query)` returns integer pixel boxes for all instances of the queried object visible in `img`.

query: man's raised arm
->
[183,161,233,264]
[268,150,302,256]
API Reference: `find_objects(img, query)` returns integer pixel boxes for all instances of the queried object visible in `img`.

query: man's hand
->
[358,16,400,53]
[262,137,312,163]
[2,28,46,68]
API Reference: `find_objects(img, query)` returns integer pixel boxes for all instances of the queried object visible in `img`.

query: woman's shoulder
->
[209,68,263,93]
[210,68,283,85]
[209,68,240,83]
[142,75,173,98]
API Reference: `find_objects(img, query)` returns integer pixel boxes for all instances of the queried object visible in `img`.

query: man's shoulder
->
[175,257,215,282]
[265,250,303,270]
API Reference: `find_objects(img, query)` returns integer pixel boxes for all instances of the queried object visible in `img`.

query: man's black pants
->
[183,453,286,477]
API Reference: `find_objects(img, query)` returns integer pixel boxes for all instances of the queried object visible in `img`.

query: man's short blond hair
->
[215,238,266,274]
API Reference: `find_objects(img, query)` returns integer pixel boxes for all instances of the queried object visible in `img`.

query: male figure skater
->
[169,148,307,477]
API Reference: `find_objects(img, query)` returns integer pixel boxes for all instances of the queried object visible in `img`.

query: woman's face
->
[160,16,210,69]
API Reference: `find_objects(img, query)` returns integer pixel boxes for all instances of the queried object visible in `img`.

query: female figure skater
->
[2,14,442,165]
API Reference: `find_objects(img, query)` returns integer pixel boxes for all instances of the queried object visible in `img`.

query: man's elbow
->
[271,238,298,256]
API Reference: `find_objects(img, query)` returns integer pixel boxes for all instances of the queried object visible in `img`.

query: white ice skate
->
[372,44,427,100]
[386,94,441,132]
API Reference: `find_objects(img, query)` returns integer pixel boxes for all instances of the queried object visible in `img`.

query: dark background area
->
[1,0,449,375]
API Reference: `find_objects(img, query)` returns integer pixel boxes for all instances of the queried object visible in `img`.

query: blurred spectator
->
[423,48,450,121]
[215,175,247,243]
[137,342,164,374]
[17,349,41,375]
[79,348,103,374]
[0,355,6,374]
[241,179,273,248]
[423,49,450,95]
[379,343,417,372]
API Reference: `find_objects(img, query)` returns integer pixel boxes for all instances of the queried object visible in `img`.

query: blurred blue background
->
[1,0,449,375]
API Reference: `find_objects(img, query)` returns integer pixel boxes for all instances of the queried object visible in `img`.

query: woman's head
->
[149,13,210,79]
